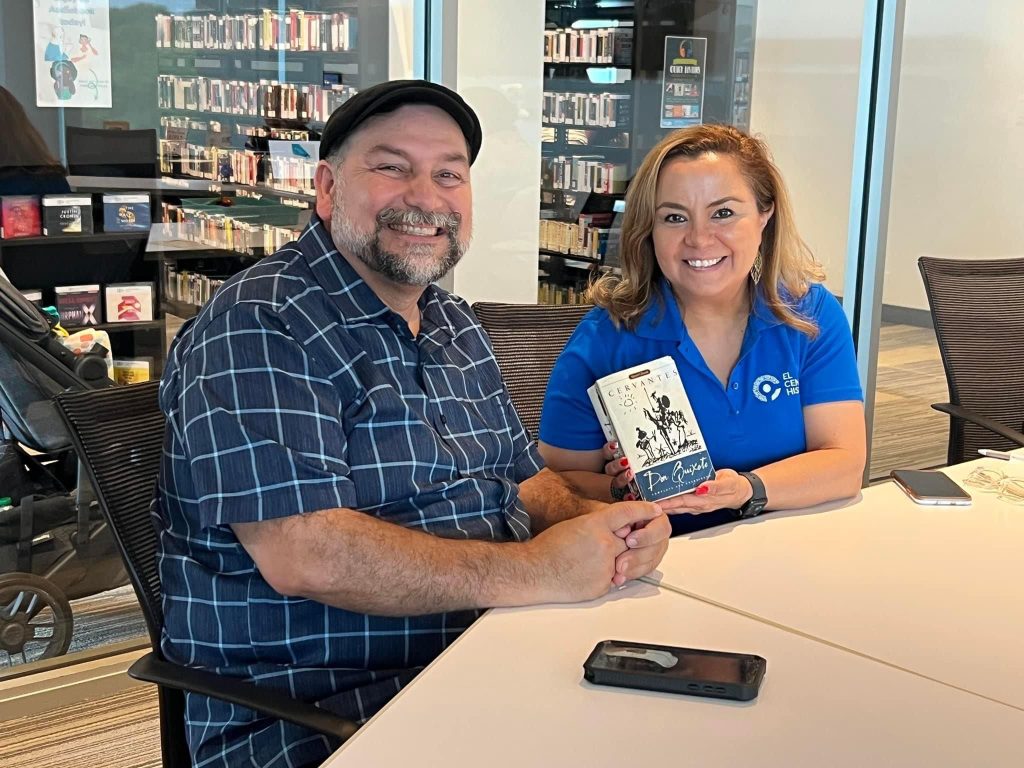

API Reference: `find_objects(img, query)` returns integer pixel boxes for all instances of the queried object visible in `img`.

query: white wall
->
[883,0,1024,310]
[748,1,866,295]
[445,0,545,305]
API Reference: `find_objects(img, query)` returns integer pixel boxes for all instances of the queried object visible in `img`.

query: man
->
[155,80,670,768]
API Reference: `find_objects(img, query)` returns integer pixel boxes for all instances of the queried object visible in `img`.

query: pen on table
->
[977,448,1024,462]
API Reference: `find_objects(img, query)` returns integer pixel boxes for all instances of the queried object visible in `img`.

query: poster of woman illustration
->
[33,0,112,108]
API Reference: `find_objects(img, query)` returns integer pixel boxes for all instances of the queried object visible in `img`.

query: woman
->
[0,86,71,196]
[538,124,865,535]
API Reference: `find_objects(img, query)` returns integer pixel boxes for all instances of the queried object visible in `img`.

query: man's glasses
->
[962,467,1024,506]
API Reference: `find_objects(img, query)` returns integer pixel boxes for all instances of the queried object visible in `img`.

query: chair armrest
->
[931,403,1024,447]
[129,653,359,742]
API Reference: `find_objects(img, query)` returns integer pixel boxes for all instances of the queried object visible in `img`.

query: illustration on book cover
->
[589,356,715,502]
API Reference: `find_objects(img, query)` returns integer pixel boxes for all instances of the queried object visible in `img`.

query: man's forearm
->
[518,468,605,533]
[233,508,545,617]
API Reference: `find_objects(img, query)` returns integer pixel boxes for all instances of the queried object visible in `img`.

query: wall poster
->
[33,0,113,108]
[660,36,707,129]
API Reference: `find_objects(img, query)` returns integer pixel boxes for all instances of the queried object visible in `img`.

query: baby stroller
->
[0,270,128,665]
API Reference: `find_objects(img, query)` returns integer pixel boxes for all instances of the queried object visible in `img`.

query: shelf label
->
[660,36,707,129]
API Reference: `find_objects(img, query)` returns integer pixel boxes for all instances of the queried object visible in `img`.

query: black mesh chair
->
[471,302,592,439]
[918,256,1024,465]
[54,381,358,767]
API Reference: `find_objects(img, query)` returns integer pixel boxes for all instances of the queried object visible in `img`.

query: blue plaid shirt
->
[154,215,542,767]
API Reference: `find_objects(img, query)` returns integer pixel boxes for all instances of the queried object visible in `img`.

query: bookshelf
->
[153,1,386,245]
[537,0,756,304]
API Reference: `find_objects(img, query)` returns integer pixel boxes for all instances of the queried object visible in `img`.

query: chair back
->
[53,381,189,767]
[918,256,1024,464]
[472,302,592,439]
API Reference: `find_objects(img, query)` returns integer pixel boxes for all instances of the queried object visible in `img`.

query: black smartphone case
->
[583,640,766,702]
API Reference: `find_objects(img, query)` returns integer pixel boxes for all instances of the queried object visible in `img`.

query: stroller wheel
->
[0,573,74,665]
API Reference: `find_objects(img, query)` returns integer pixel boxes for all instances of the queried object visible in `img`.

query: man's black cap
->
[319,79,482,164]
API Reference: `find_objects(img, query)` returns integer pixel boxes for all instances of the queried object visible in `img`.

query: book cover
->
[101,194,151,232]
[589,356,715,502]
[105,282,155,323]
[42,195,94,236]
[0,195,42,239]
[55,284,101,327]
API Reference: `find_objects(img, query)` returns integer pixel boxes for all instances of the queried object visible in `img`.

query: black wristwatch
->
[735,471,767,519]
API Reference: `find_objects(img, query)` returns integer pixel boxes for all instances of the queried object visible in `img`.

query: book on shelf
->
[42,195,94,236]
[543,92,631,128]
[101,194,151,232]
[588,356,715,502]
[157,75,357,123]
[55,284,101,327]
[105,283,155,323]
[543,156,628,194]
[156,11,356,52]
[0,195,42,239]
[113,358,152,386]
[543,26,633,65]
[539,217,618,261]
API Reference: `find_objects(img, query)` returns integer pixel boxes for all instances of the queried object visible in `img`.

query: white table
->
[652,455,1024,709]
[324,584,1024,767]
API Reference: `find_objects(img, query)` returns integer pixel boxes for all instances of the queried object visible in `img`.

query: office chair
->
[918,256,1024,465]
[64,126,158,179]
[471,302,593,440]
[53,382,358,767]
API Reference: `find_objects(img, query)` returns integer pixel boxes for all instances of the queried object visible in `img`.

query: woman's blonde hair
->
[588,124,824,336]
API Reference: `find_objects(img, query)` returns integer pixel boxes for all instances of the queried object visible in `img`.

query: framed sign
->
[660,36,707,129]
[34,0,112,108]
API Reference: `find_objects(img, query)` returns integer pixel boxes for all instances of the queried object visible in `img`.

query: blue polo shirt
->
[539,279,861,533]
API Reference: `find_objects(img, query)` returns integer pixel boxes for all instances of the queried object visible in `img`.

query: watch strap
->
[736,471,767,518]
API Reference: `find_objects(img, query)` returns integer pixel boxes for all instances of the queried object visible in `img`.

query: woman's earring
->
[750,251,764,285]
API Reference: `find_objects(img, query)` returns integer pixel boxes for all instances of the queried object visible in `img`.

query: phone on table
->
[583,640,767,701]
[890,469,971,506]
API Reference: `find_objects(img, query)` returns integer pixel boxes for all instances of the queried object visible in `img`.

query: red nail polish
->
[609,442,618,451]
[619,458,629,467]
[625,493,635,501]
[695,486,709,496]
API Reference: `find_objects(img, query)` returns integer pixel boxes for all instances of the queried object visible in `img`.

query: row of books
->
[537,281,592,306]
[157,75,357,123]
[158,140,316,196]
[163,263,228,310]
[163,203,303,258]
[23,282,156,327]
[542,126,631,150]
[1,194,151,239]
[539,216,620,261]
[159,116,315,144]
[156,11,356,52]
[543,27,633,65]
[543,91,631,128]
[542,156,629,194]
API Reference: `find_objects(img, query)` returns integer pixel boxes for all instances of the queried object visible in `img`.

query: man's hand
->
[656,469,753,514]
[527,500,664,603]
[610,508,671,585]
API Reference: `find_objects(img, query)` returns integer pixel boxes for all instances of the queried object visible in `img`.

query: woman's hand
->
[600,441,635,500]
[655,469,754,514]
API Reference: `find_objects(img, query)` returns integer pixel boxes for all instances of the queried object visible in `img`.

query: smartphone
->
[890,469,972,506]
[583,640,767,701]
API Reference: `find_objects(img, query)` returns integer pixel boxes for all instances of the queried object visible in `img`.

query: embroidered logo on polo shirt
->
[753,372,800,402]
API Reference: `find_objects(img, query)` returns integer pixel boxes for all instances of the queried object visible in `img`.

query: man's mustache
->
[376,208,462,234]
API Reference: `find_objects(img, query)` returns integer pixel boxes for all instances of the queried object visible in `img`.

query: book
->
[101,194,151,232]
[0,195,42,239]
[42,195,94,236]
[55,284,101,327]
[105,282,155,323]
[113,358,152,385]
[588,356,715,502]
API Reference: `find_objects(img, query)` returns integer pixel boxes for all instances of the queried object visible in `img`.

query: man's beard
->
[330,192,469,287]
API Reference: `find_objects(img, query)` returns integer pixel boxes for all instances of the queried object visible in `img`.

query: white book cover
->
[588,356,715,502]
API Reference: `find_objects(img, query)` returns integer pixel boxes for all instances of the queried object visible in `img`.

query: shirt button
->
[734,409,740,416]
[731,382,739,390]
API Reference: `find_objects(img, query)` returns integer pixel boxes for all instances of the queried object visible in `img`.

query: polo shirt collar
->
[298,215,456,346]
[635,277,783,342]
